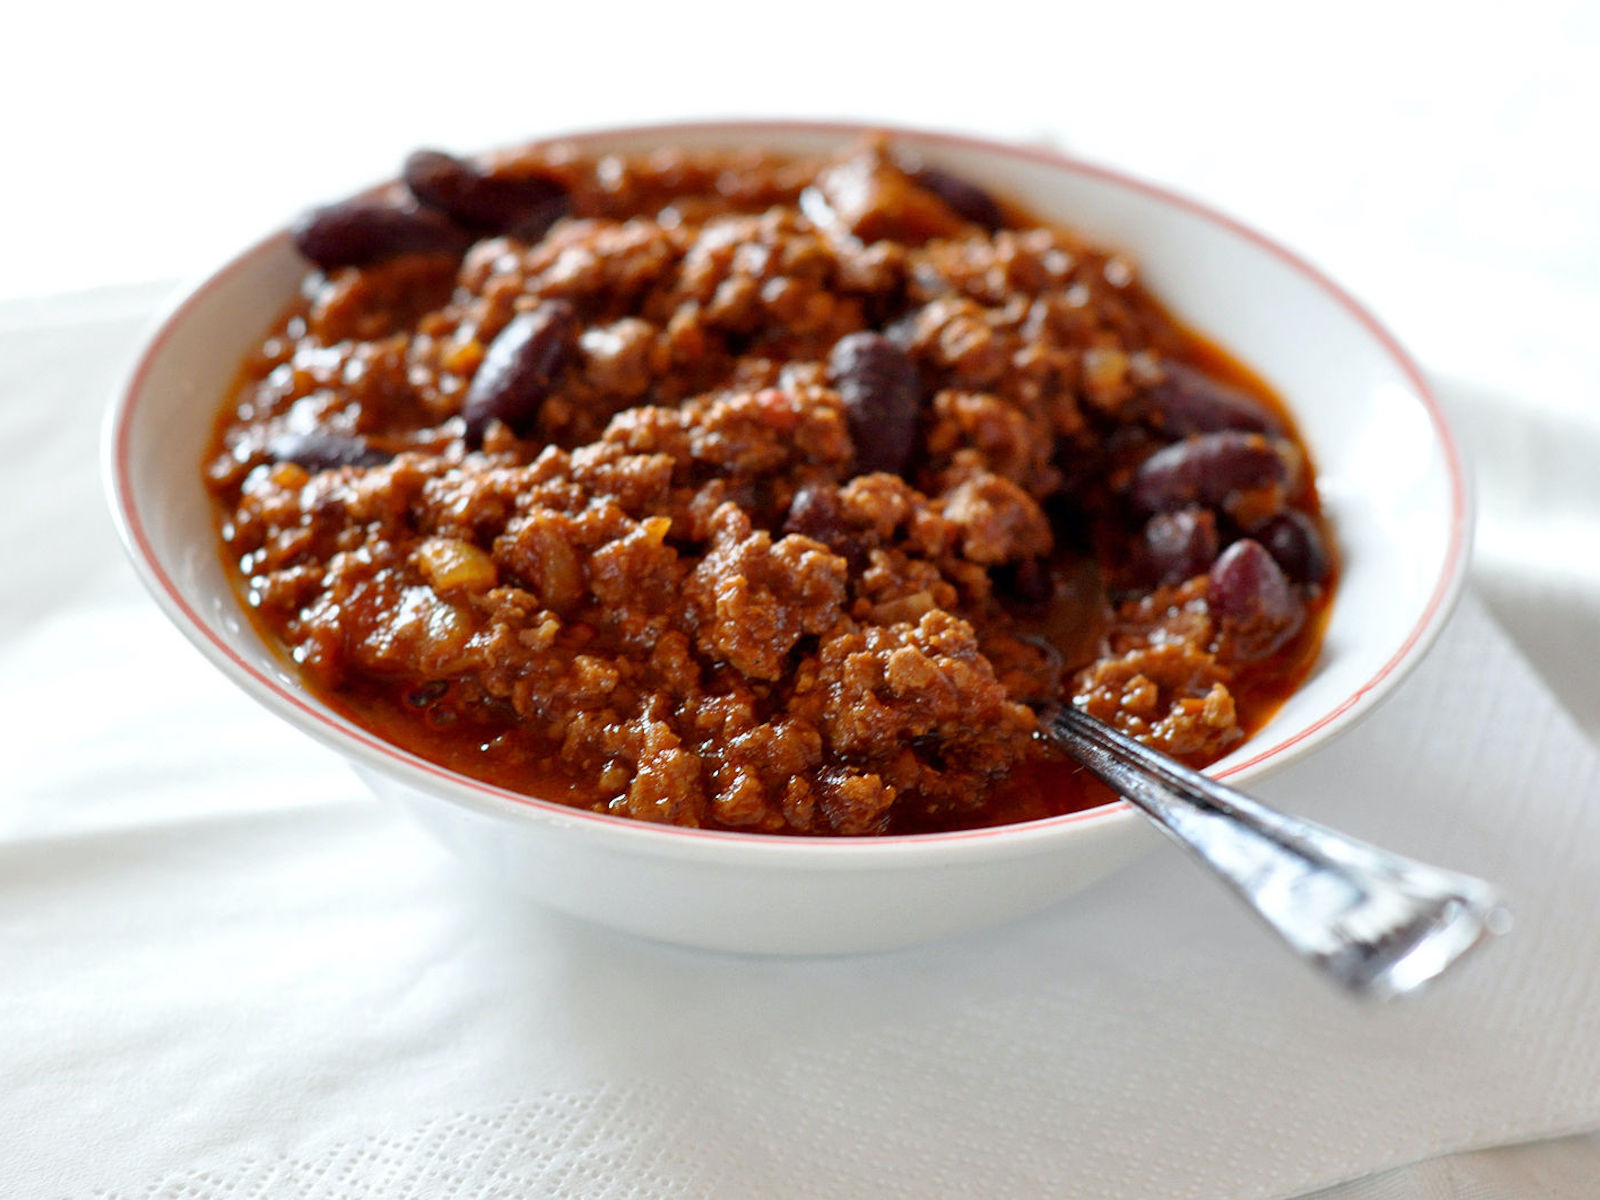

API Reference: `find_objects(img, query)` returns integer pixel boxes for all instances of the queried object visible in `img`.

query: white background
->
[6,0,1598,415]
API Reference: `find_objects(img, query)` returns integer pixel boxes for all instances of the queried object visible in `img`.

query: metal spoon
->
[1043,704,1510,999]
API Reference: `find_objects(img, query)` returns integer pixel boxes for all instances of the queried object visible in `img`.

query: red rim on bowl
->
[106,119,1471,853]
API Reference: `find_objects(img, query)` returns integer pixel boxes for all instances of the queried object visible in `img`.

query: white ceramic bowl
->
[105,120,1470,954]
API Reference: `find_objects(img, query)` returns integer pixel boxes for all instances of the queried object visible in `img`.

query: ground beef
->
[206,136,1335,835]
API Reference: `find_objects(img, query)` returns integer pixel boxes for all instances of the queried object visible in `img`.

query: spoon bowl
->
[1045,705,1508,998]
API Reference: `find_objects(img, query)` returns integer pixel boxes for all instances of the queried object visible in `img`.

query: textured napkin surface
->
[1307,1134,1600,1200]
[2,290,1599,1199]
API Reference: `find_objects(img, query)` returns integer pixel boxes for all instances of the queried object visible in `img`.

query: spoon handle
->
[1044,705,1509,999]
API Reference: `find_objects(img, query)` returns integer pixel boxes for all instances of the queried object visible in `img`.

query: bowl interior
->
[108,121,1468,839]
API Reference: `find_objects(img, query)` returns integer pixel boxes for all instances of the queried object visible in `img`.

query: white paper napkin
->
[2,289,1598,1199]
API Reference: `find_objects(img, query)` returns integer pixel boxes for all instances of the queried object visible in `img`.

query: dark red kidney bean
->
[784,484,843,541]
[506,196,571,244]
[1136,507,1219,586]
[402,149,570,240]
[1141,360,1282,438]
[1128,431,1293,514]
[827,332,923,476]
[903,162,1004,230]
[1251,509,1331,583]
[1208,538,1303,661]
[290,200,468,271]
[265,430,392,471]
[784,484,866,571]
[461,301,577,443]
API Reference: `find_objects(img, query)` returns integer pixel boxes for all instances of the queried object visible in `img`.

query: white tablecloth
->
[3,269,1598,1198]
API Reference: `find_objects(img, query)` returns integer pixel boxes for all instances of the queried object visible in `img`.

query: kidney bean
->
[1141,360,1282,437]
[1251,509,1331,583]
[265,430,392,471]
[902,161,1004,230]
[1208,538,1303,661]
[1136,507,1219,586]
[827,332,923,476]
[402,148,570,240]
[1128,431,1293,514]
[784,484,866,571]
[461,301,577,443]
[290,199,468,271]
[784,484,842,541]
